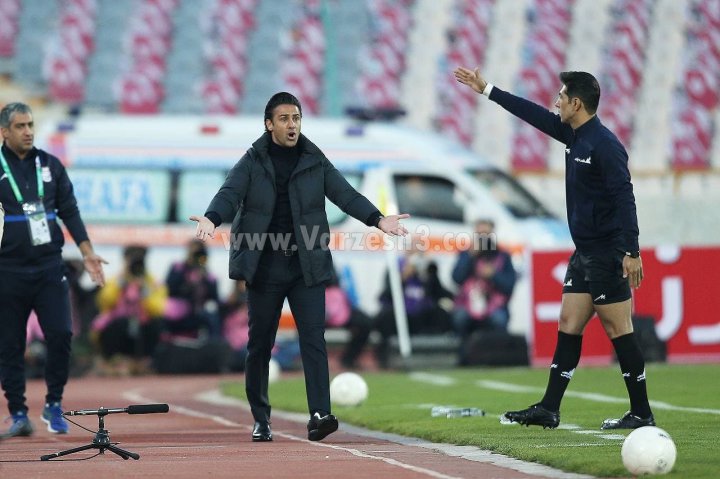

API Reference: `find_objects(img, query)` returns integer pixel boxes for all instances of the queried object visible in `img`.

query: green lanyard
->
[0,149,44,203]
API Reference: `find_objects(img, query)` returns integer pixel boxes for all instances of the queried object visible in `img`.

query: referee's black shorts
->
[561,250,631,305]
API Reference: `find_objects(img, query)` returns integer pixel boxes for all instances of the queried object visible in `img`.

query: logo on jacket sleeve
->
[574,156,592,165]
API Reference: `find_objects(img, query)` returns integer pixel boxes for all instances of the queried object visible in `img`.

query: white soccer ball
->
[268,358,281,384]
[621,426,677,476]
[330,372,368,407]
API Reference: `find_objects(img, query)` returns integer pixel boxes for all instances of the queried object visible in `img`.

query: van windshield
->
[468,169,555,219]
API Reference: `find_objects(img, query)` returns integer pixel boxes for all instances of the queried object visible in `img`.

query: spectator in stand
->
[373,237,453,368]
[324,269,373,370]
[452,219,517,337]
[221,280,250,372]
[163,239,221,339]
[451,219,517,365]
[90,245,166,375]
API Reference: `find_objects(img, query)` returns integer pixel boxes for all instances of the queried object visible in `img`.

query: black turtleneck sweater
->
[266,141,300,247]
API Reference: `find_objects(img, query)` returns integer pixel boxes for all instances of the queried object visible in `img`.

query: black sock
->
[612,333,652,418]
[540,331,583,412]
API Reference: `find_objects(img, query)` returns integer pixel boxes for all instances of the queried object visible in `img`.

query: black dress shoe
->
[252,421,272,442]
[307,412,338,441]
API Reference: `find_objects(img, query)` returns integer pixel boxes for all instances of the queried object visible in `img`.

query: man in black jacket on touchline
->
[191,92,409,442]
[0,102,106,438]
[454,67,653,430]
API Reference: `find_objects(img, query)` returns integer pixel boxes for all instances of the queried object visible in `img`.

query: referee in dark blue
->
[454,67,654,430]
[191,92,409,442]
[0,102,107,438]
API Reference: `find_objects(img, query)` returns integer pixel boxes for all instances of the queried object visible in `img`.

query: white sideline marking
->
[409,372,458,386]
[125,391,460,479]
[477,380,720,415]
[125,389,594,479]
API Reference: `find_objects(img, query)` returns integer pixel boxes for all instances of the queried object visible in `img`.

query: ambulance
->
[38,115,571,332]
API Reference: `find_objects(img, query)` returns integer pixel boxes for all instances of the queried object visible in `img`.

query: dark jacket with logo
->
[0,144,89,271]
[206,132,379,286]
[488,87,639,254]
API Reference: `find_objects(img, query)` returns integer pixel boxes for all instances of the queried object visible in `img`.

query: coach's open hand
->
[454,67,488,94]
[190,215,216,241]
[378,214,411,236]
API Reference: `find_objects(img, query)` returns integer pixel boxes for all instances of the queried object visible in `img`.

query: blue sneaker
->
[41,402,69,434]
[4,411,34,437]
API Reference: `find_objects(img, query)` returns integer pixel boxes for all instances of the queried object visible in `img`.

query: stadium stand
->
[44,0,98,104]
[240,1,296,113]
[509,0,573,172]
[356,0,414,110]
[435,0,493,147]
[116,0,179,113]
[0,0,21,74]
[84,0,134,110]
[399,0,451,130]
[2,0,719,197]
[630,0,687,172]
[162,0,215,113]
[192,0,257,114]
[471,0,529,170]
[671,0,720,170]
[596,0,653,151]
[279,0,325,115]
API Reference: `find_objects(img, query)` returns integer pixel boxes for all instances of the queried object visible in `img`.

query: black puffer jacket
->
[206,132,378,286]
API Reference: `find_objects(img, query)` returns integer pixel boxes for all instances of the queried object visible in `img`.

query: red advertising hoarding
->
[531,246,720,365]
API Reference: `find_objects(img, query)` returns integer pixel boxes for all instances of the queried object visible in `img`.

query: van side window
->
[394,175,463,223]
[469,169,554,219]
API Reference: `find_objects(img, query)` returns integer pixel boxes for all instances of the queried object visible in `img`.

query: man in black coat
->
[191,92,409,442]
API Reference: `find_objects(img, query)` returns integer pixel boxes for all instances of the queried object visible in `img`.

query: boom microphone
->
[64,404,169,416]
[127,404,170,415]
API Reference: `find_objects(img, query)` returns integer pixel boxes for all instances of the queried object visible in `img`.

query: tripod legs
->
[40,427,140,461]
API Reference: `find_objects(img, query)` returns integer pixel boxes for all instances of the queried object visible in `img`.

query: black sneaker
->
[600,411,655,430]
[503,404,560,429]
[307,412,338,441]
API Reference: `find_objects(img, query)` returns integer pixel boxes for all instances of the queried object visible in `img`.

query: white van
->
[37,115,571,332]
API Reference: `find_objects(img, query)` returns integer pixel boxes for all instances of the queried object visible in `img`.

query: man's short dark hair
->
[0,102,32,129]
[264,92,302,131]
[559,71,600,115]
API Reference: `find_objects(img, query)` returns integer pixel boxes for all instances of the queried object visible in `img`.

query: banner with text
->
[531,246,720,365]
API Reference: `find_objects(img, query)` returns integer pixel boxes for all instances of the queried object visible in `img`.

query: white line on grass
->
[477,380,720,415]
[409,372,458,386]
[125,389,594,479]
[408,374,626,441]
[125,390,461,479]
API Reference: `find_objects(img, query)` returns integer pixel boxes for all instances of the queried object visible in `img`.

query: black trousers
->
[0,263,72,414]
[246,251,328,423]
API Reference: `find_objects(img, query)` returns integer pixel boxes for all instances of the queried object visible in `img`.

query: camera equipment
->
[40,403,169,461]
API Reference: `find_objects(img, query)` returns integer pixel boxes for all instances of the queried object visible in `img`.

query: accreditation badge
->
[22,201,52,245]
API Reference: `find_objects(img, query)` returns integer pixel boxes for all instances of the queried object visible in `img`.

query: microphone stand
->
[40,407,140,461]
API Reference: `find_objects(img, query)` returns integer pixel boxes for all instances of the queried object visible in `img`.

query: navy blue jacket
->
[488,87,639,254]
[0,144,89,271]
